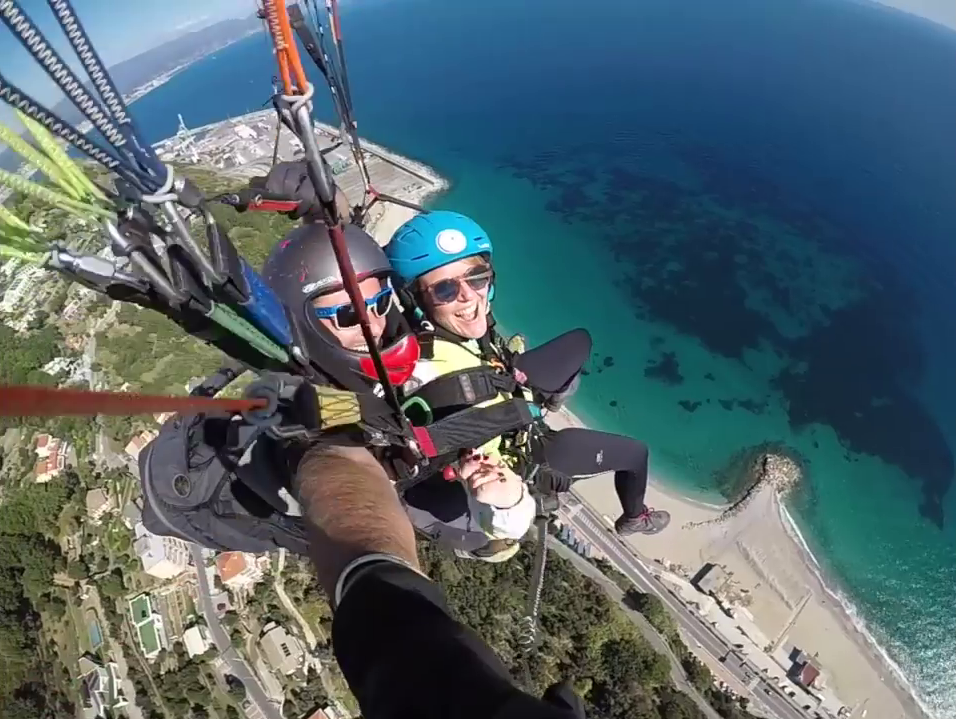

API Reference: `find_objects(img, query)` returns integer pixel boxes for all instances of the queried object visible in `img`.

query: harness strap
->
[421,398,536,456]
[409,365,518,411]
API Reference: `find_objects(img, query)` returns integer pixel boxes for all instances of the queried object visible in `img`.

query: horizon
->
[0,0,256,131]
[0,0,953,131]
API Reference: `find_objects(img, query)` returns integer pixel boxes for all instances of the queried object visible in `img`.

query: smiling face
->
[418,256,493,339]
[311,276,389,351]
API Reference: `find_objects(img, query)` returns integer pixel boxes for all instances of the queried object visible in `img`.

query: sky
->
[0,0,953,133]
[0,0,254,128]
[873,0,956,29]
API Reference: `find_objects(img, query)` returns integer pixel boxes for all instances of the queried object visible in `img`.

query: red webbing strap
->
[0,385,266,417]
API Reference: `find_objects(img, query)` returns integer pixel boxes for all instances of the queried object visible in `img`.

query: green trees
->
[225,675,246,701]
[67,560,90,581]
[283,681,329,718]
[625,590,679,642]
[417,540,703,719]
[0,323,61,386]
[247,579,293,626]
[98,570,126,600]
[0,479,76,716]
[157,659,211,713]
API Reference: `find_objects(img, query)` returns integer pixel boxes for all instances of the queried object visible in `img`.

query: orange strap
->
[261,0,309,96]
[0,385,265,417]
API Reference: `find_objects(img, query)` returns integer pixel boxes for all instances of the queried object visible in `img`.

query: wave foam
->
[776,503,939,719]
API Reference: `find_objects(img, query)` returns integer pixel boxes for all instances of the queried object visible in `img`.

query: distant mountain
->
[1,15,262,172]
[52,16,264,128]
[107,16,264,96]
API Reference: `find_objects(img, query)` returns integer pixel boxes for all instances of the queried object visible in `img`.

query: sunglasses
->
[424,266,494,305]
[314,286,394,330]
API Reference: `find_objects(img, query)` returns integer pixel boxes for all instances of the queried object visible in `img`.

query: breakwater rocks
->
[686,448,803,528]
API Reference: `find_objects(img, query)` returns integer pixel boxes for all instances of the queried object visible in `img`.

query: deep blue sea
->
[127,0,956,713]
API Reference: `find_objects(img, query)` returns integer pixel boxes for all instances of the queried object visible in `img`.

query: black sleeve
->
[331,561,581,719]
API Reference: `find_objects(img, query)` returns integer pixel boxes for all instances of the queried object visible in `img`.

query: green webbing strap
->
[17,111,107,202]
[206,303,290,364]
[0,168,111,220]
[0,121,86,201]
[0,242,44,262]
[0,203,36,233]
[0,220,47,261]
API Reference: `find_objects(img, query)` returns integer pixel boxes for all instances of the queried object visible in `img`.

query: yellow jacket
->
[402,336,536,560]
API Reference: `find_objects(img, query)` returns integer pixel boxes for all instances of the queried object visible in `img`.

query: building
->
[85,489,114,524]
[259,623,304,676]
[77,655,128,719]
[133,522,190,579]
[216,551,265,591]
[34,434,69,483]
[692,563,730,596]
[788,648,822,689]
[182,625,212,658]
[124,430,158,460]
[128,594,169,660]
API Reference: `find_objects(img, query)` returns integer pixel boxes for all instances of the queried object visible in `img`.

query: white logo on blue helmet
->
[436,229,468,255]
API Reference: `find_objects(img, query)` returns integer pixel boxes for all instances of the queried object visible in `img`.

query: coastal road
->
[564,501,810,719]
[190,545,284,719]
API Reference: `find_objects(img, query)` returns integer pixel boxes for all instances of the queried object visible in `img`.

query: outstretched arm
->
[295,445,582,719]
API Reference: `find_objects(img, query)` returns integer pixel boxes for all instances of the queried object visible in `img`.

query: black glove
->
[242,373,371,448]
[250,160,323,220]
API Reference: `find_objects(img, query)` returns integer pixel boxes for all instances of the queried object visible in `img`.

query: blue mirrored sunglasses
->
[314,286,394,330]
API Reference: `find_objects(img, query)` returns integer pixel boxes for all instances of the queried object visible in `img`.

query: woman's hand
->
[458,453,524,509]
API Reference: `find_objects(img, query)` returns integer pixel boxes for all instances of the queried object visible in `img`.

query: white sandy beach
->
[547,407,926,719]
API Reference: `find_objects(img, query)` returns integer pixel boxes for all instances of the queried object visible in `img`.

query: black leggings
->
[513,329,648,518]
[538,427,649,519]
[513,328,591,393]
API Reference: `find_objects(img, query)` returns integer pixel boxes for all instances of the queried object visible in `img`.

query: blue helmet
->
[385,210,493,288]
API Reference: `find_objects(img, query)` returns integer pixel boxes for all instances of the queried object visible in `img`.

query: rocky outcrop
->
[685,449,803,529]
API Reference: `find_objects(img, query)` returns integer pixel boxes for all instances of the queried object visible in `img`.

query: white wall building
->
[78,656,128,719]
[133,522,190,579]
[182,625,212,658]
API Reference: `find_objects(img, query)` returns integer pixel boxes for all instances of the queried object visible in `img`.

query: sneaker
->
[506,333,527,355]
[615,508,671,536]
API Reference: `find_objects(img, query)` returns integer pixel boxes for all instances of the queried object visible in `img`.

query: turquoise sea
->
[127,0,956,713]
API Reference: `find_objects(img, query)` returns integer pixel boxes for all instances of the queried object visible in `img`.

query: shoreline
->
[357,140,450,244]
[126,29,264,107]
[551,404,929,719]
[774,503,934,719]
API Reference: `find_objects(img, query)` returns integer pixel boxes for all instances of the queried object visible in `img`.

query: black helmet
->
[262,223,420,386]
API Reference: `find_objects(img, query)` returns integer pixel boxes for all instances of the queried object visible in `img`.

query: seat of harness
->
[405,364,520,421]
